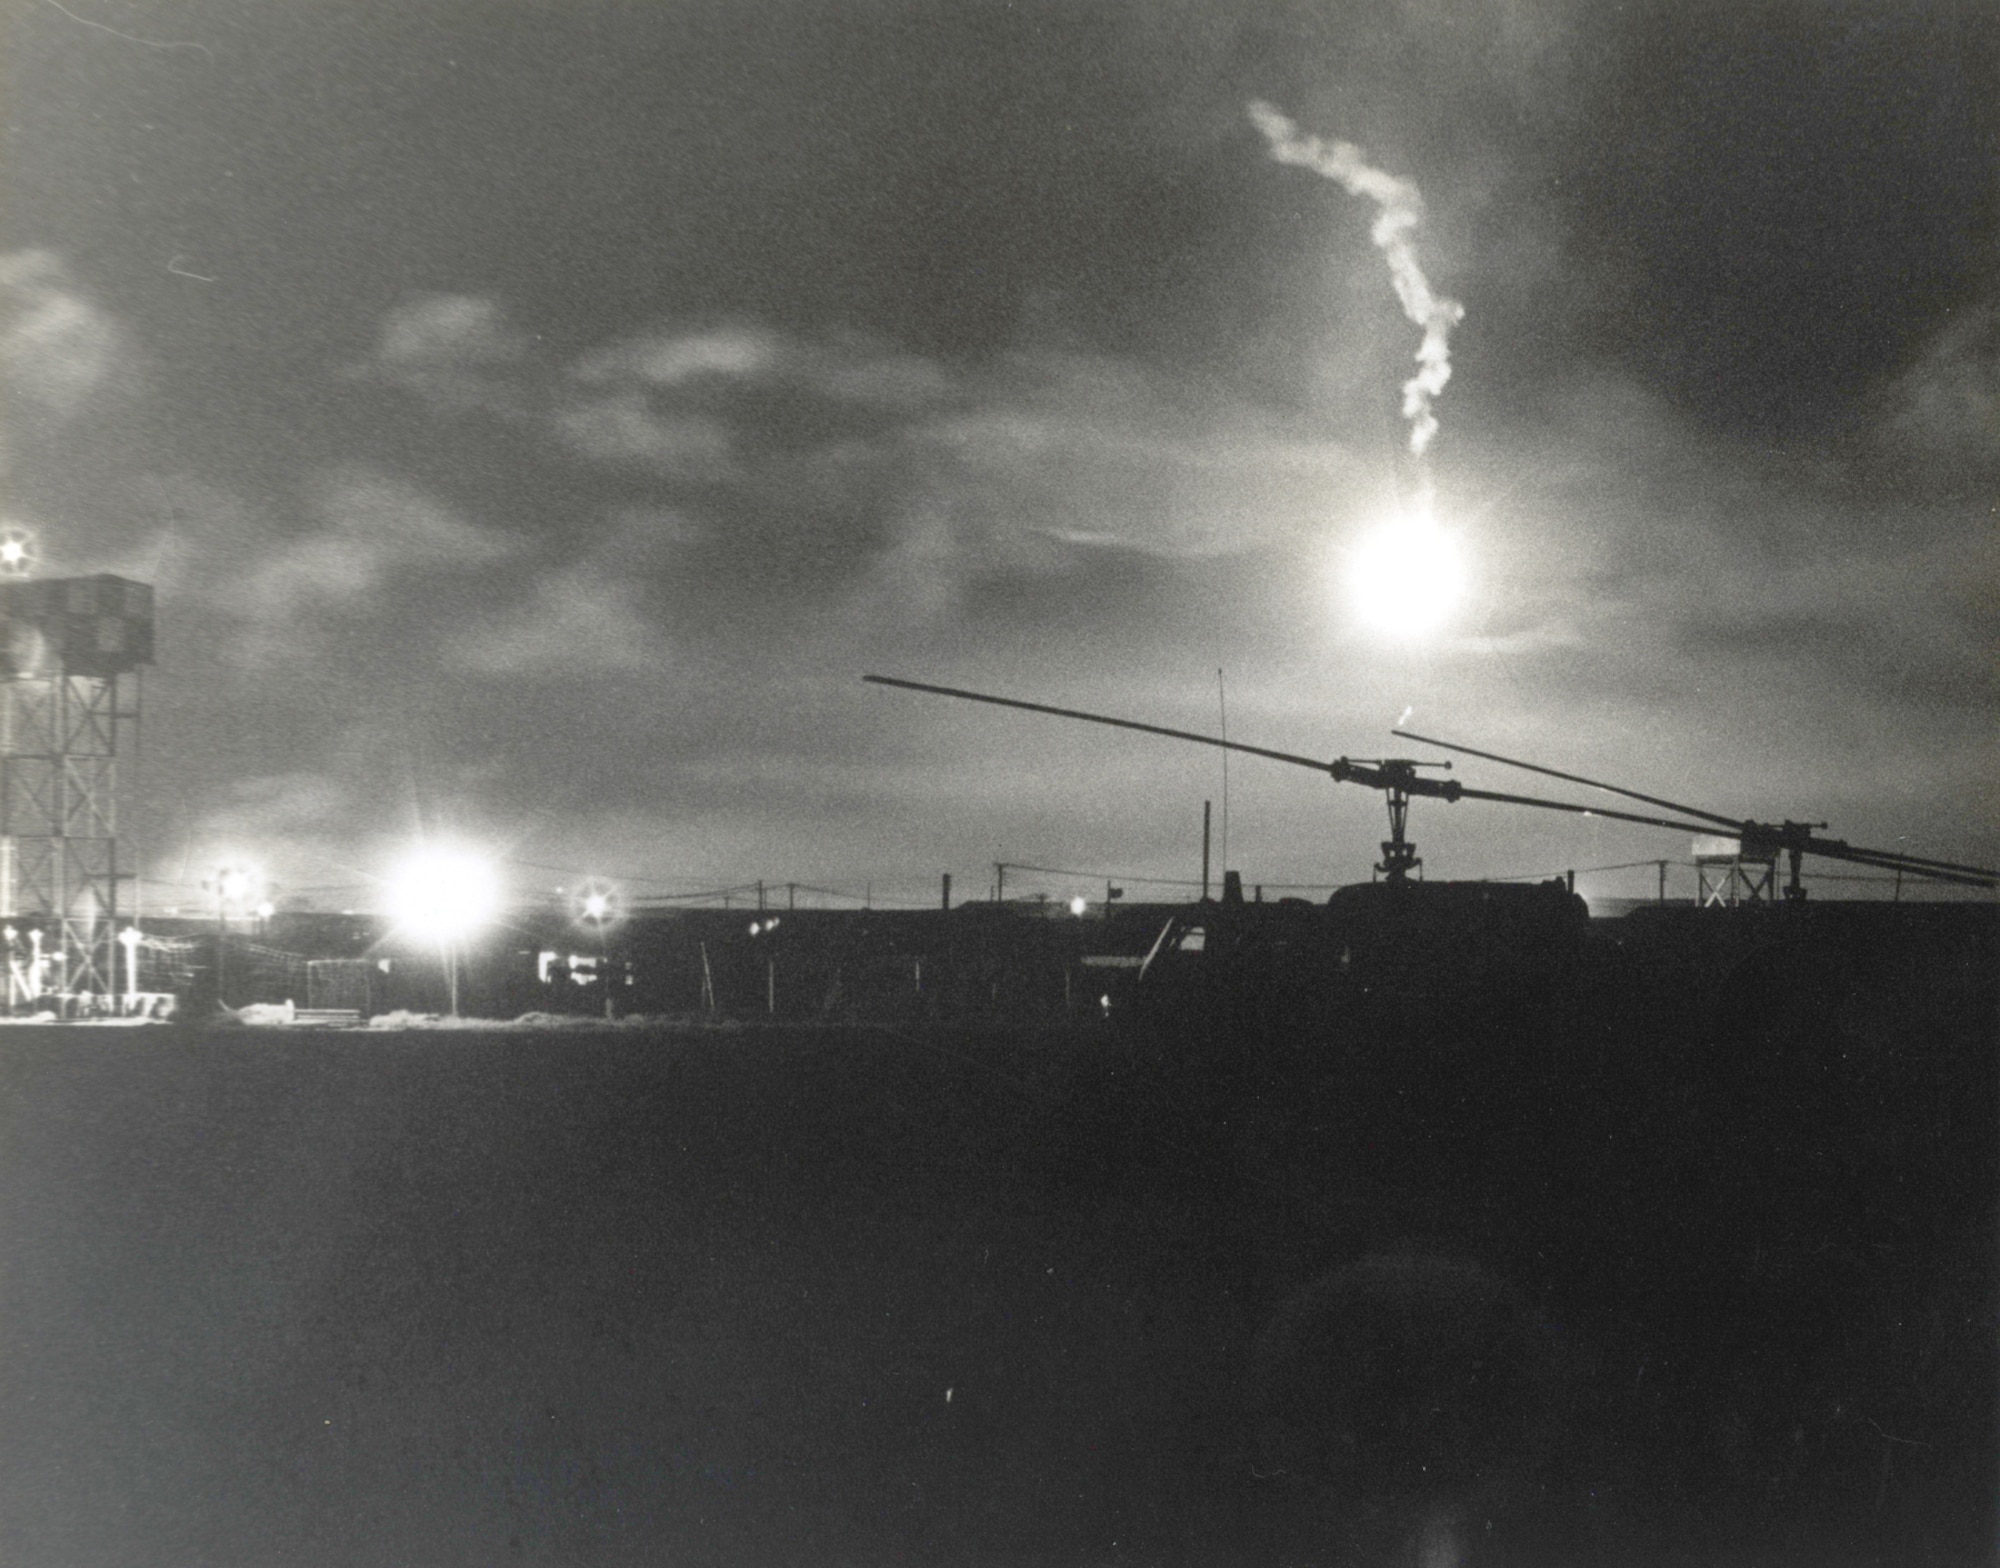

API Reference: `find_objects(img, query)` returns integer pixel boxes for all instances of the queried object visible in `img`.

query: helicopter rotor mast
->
[1326,758,1459,882]
[866,673,1465,885]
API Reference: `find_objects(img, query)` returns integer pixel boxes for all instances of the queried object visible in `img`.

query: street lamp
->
[574,879,621,1018]
[207,860,265,1008]
[118,925,142,1014]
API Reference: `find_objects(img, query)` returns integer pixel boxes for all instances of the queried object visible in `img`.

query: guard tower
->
[1693,833,1776,908]
[0,571,153,1012]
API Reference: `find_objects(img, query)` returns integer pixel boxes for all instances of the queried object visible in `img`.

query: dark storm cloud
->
[1553,6,1998,440]
[1863,303,2000,506]
[348,294,1364,607]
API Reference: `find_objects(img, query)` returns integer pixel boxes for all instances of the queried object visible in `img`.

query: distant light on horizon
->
[385,844,502,944]
[575,879,622,931]
[209,860,267,917]
[0,529,32,577]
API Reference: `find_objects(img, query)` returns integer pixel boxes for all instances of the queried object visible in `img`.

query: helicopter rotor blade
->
[1461,793,1994,886]
[865,674,1338,774]
[872,677,1997,886]
[1395,726,1996,884]
[1797,840,1996,889]
[1393,728,1742,829]
[1453,785,1732,840]
[1456,790,1997,883]
[1816,843,1999,880]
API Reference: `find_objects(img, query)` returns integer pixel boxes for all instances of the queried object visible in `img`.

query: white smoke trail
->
[1248,101,1464,457]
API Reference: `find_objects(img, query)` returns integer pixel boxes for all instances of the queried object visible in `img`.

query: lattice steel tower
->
[0,574,153,1012]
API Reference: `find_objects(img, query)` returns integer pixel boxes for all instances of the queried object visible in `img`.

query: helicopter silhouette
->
[865,673,1995,898]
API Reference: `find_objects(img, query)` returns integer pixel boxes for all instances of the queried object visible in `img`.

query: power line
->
[504,856,739,890]
[998,860,1205,890]
[1482,858,1687,884]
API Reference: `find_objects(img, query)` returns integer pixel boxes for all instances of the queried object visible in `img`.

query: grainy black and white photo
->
[1,2,1993,1564]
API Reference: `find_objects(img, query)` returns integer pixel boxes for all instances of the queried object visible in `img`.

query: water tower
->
[0,553,154,1012]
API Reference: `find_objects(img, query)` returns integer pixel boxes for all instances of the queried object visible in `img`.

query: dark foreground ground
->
[1,936,1993,1566]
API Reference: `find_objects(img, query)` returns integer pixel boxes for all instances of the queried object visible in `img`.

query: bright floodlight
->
[0,528,33,578]
[1069,895,1089,916]
[1345,505,1467,639]
[211,862,265,911]
[386,844,502,944]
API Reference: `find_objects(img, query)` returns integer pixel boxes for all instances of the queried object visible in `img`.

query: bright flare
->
[215,865,259,906]
[386,845,502,943]
[1345,510,1467,638]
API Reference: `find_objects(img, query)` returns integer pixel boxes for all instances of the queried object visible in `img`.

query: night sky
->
[2,0,1994,912]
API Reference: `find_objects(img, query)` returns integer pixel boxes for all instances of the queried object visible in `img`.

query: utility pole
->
[1202,801,1212,901]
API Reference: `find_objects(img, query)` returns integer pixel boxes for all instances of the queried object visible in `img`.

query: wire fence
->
[127,846,1995,921]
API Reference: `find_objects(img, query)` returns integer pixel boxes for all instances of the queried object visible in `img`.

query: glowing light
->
[1068,895,1089,916]
[575,879,621,929]
[385,844,502,944]
[1344,506,1467,638]
[0,528,33,577]
[210,861,266,914]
